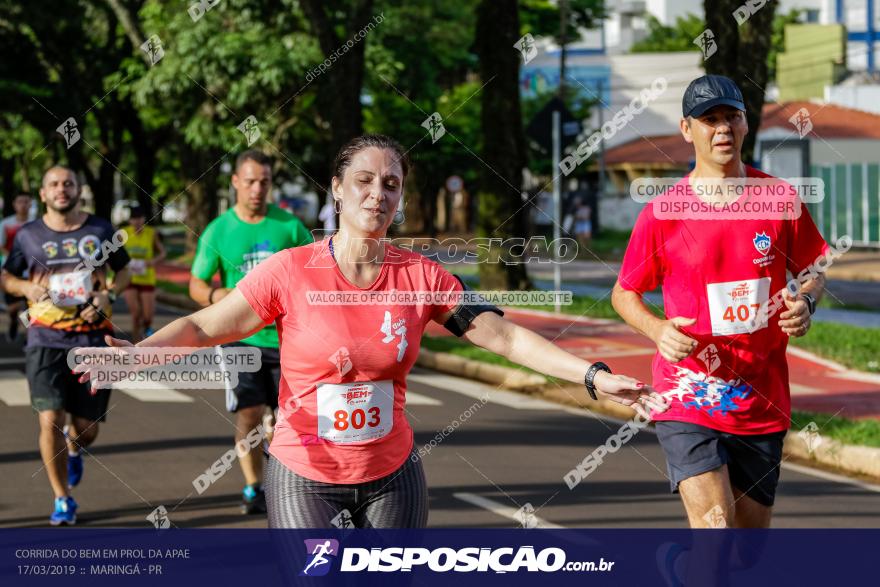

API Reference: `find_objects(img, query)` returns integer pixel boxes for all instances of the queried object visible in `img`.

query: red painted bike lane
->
[425,307,880,420]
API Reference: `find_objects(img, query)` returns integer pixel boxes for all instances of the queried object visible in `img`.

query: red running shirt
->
[619,167,829,434]
[237,240,462,483]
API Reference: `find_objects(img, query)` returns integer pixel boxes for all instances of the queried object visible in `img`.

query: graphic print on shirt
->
[62,238,78,257]
[42,241,58,259]
[665,366,752,417]
[328,346,353,376]
[380,310,408,362]
[238,239,275,274]
[78,235,101,259]
[752,231,776,268]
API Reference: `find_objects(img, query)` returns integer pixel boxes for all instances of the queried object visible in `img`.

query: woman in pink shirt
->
[78,135,666,528]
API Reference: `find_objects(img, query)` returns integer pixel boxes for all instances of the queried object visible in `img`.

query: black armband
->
[442,275,504,337]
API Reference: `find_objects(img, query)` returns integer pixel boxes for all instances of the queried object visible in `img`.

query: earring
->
[334,199,342,214]
[392,199,405,225]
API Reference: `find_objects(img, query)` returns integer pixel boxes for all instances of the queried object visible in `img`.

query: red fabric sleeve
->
[786,202,830,275]
[236,250,289,324]
[618,204,665,294]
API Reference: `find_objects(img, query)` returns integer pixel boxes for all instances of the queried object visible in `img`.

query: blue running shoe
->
[63,426,83,488]
[67,452,83,488]
[241,484,266,515]
[144,326,155,338]
[49,496,77,526]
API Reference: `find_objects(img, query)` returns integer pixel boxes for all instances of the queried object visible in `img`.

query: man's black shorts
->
[222,342,281,412]
[26,346,112,421]
[655,420,786,507]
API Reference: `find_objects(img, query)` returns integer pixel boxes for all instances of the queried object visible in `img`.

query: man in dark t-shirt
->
[1,166,130,526]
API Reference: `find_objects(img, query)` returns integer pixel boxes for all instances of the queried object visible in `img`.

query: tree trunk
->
[2,157,16,216]
[181,143,220,254]
[124,99,159,218]
[703,0,778,164]
[474,0,530,290]
[301,0,373,176]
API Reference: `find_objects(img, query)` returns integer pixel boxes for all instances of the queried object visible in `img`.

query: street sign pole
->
[552,109,561,313]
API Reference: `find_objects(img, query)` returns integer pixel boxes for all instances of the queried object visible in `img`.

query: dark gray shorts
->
[26,346,111,421]
[655,420,786,507]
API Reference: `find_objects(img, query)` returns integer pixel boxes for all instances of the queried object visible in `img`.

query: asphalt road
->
[1,302,879,529]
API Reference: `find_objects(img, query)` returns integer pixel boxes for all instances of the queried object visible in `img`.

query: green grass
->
[577,228,632,260]
[788,321,880,373]
[531,293,665,320]
[420,335,558,383]
[156,279,189,296]
[791,410,880,448]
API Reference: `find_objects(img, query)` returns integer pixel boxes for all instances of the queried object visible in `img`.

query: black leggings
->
[265,450,428,529]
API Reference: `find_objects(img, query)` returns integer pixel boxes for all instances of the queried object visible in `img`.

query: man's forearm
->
[189,276,225,307]
[1,272,33,299]
[109,268,131,294]
[611,283,663,342]
[801,274,825,304]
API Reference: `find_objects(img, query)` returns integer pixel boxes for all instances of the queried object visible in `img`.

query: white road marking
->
[780,462,880,493]
[116,387,194,403]
[408,372,561,410]
[453,492,564,529]
[406,391,442,406]
[0,371,30,406]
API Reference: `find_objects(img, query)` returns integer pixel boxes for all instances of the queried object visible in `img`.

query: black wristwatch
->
[584,362,611,401]
[802,293,816,315]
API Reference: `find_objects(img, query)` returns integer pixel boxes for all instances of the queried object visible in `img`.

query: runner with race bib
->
[2,166,130,525]
[612,75,829,532]
[122,205,165,342]
[75,135,667,528]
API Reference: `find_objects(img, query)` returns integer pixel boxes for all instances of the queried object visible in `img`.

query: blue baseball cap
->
[682,75,745,118]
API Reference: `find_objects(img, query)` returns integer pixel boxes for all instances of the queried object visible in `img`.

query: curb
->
[416,349,880,481]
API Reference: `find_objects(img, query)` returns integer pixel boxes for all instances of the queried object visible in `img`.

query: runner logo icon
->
[300,539,339,577]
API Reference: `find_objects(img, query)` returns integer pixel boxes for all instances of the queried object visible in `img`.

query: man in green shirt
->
[189,150,312,514]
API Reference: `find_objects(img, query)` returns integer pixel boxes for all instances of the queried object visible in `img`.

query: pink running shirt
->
[237,239,462,483]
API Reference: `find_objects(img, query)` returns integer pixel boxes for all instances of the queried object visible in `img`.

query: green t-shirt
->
[191,204,313,348]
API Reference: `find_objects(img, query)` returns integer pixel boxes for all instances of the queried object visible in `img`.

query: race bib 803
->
[707,277,771,335]
[316,380,394,444]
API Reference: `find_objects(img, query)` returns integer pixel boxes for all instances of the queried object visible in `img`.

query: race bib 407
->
[707,277,771,336]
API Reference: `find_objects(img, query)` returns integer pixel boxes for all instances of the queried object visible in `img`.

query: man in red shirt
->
[612,75,829,529]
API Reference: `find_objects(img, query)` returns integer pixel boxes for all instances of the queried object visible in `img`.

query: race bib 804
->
[707,277,771,335]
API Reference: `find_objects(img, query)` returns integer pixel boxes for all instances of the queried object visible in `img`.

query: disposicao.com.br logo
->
[300,539,614,575]
[300,539,339,577]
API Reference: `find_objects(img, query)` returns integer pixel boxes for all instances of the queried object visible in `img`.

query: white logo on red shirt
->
[380,311,408,362]
[328,346,353,376]
[752,231,775,267]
